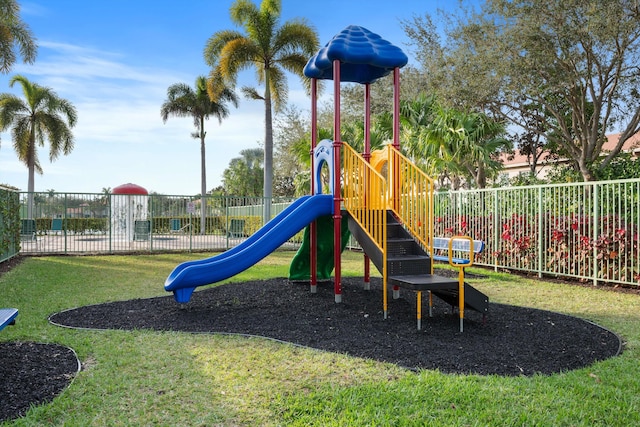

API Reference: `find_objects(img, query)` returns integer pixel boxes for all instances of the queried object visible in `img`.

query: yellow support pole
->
[416,290,422,330]
[458,267,465,333]
[447,236,474,333]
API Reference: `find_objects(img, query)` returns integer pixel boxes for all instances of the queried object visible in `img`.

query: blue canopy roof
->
[304,25,408,84]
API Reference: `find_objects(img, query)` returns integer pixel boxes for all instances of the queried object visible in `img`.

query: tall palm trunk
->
[26,132,36,219]
[199,117,207,235]
[263,73,273,223]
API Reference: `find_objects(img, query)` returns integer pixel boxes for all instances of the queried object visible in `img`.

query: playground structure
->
[165,25,489,331]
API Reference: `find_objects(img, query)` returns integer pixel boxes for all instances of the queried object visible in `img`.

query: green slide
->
[288,215,351,281]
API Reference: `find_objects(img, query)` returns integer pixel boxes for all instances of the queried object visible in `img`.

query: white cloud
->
[0,40,265,194]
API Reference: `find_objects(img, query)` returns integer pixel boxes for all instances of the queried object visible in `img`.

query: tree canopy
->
[222,147,264,197]
[403,0,640,182]
[203,0,319,220]
[0,0,37,73]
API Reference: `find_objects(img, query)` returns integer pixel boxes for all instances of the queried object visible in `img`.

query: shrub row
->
[435,213,639,284]
[33,216,264,236]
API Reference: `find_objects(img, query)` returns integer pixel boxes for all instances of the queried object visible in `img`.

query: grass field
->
[1,250,639,426]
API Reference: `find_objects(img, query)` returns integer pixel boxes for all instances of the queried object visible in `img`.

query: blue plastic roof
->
[304,25,408,84]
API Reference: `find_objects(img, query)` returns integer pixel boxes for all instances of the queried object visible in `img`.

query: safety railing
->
[386,145,435,255]
[342,143,388,253]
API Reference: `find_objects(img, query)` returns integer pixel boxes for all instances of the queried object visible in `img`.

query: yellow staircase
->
[342,143,489,332]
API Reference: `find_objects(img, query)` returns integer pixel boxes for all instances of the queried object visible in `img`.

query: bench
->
[433,236,485,266]
[0,308,18,332]
[431,236,486,332]
[227,219,246,238]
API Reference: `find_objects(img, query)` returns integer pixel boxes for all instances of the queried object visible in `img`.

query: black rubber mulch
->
[0,342,80,423]
[49,276,621,377]
[2,273,623,422]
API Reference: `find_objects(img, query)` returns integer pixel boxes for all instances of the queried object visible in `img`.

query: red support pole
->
[364,83,371,161]
[392,67,401,296]
[363,83,371,290]
[393,67,401,151]
[310,78,318,293]
[333,60,342,303]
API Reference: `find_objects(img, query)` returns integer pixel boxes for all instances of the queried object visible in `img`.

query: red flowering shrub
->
[492,213,537,268]
[434,212,639,284]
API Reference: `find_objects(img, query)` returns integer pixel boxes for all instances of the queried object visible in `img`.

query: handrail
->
[342,144,388,252]
[342,143,389,314]
[381,145,436,267]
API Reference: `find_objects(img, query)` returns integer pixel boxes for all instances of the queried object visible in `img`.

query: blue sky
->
[0,0,455,195]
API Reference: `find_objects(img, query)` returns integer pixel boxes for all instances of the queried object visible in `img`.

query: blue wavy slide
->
[165,194,334,303]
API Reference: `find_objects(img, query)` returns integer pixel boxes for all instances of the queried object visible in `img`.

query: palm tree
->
[404,102,509,189]
[204,0,319,221]
[161,75,238,235]
[0,0,37,73]
[0,75,77,218]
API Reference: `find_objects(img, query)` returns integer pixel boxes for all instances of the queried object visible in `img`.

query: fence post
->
[538,186,543,278]
[493,191,499,272]
[590,183,600,286]
[592,183,599,286]
[149,195,154,251]
[225,196,230,251]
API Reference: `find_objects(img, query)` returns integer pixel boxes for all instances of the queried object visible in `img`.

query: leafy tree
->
[508,173,547,187]
[404,0,640,182]
[0,75,77,218]
[273,106,308,197]
[161,76,238,234]
[0,0,37,73]
[203,0,319,220]
[209,185,225,196]
[508,102,552,178]
[401,12,501,112]
[222,148,264,197]
[403,99,509,189]
[339,66,434,123]
[595,153,640,180]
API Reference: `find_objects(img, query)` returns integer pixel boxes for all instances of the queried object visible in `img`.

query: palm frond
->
[267,67,287,112]
[273,20,318,58]
[204,30,246,67]
[218,38,260,83]
[241,87,264,101]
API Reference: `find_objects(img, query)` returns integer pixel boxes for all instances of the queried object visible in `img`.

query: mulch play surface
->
[2,270,623,422]
[53,276,621,375]
[0,342,80,422]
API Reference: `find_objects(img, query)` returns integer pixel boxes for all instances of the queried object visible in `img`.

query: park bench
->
[428,236,488,330]
[0,308,18,332]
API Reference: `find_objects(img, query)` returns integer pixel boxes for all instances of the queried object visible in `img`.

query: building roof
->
[502,132,640,170]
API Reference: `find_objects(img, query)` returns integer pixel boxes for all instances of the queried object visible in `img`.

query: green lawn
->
[1,251,639,426]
